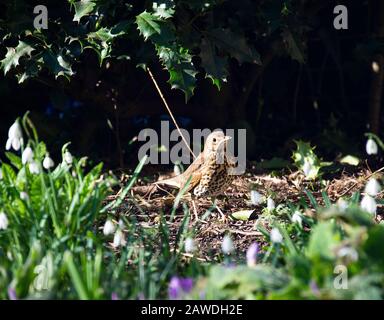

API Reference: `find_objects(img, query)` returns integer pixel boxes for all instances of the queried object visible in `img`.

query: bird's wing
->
[155,152,204,191]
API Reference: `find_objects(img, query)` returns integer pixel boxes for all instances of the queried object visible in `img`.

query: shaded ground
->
[107,162,383,261]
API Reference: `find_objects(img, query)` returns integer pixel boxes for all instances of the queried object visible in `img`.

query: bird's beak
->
[217,136,232,148]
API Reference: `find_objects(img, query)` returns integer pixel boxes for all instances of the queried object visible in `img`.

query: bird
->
[155,131,236,220]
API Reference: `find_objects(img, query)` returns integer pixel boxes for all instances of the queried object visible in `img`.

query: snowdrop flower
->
[337,247,358,262]
[174,163,182,176]
[43,154,55,170]
[0,212,9,230]
[6,120,23,151]
[270,228,283,244]
[291,211,303,226]
[364,178,381,197]
[251,190,263,205]
[103,220,115,236]
[302,159,313,177]
[64,150,73,165]
[184,237,196,253]
[366,138,378,155]
[20,192,29,201]
[336,198,348,211]
[113,229,126,247]
[22,146,34,164]
[221,235,234,254]
[267,197,275,211]
[246,242,259,267]
[360,194,377,216]
[29,161,40,174]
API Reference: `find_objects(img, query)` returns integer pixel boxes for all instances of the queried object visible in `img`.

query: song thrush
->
[155,131,236,200]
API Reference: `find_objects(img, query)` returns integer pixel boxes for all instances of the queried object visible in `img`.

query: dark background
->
[0,0,382,169]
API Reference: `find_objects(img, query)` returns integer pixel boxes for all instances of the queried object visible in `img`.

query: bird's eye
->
[212,138,217,142]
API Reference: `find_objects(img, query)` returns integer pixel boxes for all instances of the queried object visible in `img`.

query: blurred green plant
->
[192,191,384,300]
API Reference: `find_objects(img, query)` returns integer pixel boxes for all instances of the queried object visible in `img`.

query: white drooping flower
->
[360,194,377,216]
[184,237,196,253]
[221,235,234,254]
[250,190,263,205]
[337,247,358,262]
[22,147,34,164]
[113,229,126,247]
[6,121,23,151]
[103,220,116,236]
[372,61,380,73]
[29,161,40,174]
[0,212,9,230]
[270,228,283,244]
[336,198,348,211]
[174,163,182,176]
[64,151,73,165]
[364,178,381,197]
[267,197,275,211]
[43,154,55,170]
[366,138,378,155]
[302,159,312,177]
[20,192,29,201]
[291,211,303,226]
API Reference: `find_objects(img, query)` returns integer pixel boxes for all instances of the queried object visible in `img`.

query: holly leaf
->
[207,28,261,65]
[200,37,228,89]
[168,61,197,102]
[72,0,96,22]
[17,60,41,83]
[43,50,74,79]
[152,0,175,19]
[136,11,175,45]
[0,41,34,75]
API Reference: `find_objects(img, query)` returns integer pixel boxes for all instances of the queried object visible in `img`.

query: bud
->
[270,228,283,243]
[103,220,115,236]
[366,138,378,155]
[184,237,196,253]
[221,235,234,254]
[360,194,377,216]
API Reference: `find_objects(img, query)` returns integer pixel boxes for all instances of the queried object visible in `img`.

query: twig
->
[338,166,384,197]
[147,67,197,159]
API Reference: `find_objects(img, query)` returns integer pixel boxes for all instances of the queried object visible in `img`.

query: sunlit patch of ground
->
[106,163,383,261]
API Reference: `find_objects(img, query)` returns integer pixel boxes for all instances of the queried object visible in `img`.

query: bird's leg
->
[191,199,199,222]
[213,197,228,223]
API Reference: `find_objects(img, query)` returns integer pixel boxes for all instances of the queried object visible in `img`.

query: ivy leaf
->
[0,41,34,75]
[206,28,261,65]
[72,0,96,22]
[200,37,228,89]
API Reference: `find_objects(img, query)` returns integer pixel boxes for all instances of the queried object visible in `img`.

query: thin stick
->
[339,165,384,197]
[147,67,197,159]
